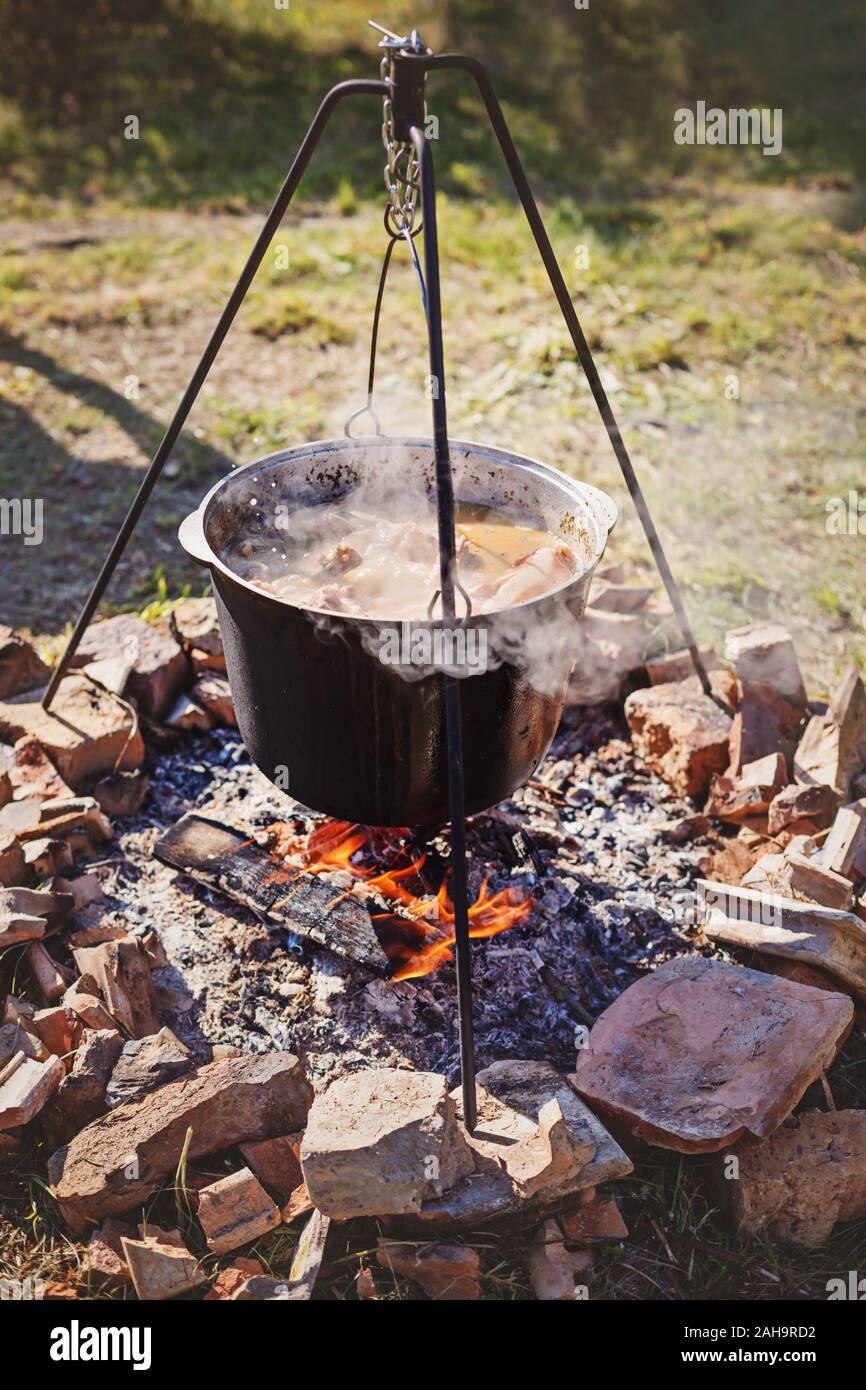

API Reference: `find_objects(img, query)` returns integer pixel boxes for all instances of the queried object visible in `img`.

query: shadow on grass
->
[0,329,230,630]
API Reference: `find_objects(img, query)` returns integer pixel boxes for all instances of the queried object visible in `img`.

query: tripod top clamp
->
[369,19,430,141]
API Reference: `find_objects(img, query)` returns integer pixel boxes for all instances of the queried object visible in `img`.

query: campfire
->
[266,819,533,981]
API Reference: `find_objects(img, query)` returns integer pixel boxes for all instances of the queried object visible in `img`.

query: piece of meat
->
[470,545,577,609]
[319,544,361,575]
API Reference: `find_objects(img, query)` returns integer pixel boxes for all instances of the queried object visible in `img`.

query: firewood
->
[154,812,391,976]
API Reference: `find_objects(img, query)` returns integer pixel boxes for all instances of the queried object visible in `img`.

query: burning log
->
[154,812,392,976]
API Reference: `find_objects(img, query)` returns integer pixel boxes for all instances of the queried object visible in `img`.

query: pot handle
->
[178,507,211,567]
[581,484,619,541]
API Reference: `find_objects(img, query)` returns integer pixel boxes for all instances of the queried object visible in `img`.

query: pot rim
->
[178,435,618,626]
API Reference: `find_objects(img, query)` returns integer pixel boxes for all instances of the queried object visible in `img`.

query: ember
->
[268,819,532,981]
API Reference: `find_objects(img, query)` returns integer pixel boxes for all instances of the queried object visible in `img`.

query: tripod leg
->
[410,126,478,1133]
[42,78,387,711]
[423,54,718,703]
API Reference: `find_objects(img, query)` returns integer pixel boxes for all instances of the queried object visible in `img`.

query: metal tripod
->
[41,25,715,1132]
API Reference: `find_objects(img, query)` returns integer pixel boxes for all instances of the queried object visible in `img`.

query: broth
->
[220,498,581,619]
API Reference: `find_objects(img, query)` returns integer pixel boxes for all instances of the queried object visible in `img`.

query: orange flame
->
[268,819,531,980]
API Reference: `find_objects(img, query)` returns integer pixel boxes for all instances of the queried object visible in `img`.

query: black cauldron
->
[179,437,616,827]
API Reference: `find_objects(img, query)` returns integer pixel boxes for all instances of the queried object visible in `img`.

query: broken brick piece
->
[0,673,144,791]
[121,1234,205,1301]
[6,737,74,803]
[0,1052,64,1129]
[70,614,189,721]
[558,1195,628,1244]
[722,1109,866,1247]
[300,1069,475,1220]
[724,622,806,710]
[73,937,160,1040]
[822,799,866,880]
[0,625,51,699]
[27,940,69,1003]
[624,672,736,798]
[42,1028,123,1147]
[84,1218,135,1283]
[768,781,840,836]
[239,1131,303,1201]
[0,831,26,888]
[377,1239,480,1300]
[105,1027,192,1109]
[525,1220,594,1300]
[571,956,853,1152]
[48,1051,312,1233]
[193,674,236,728]
[795,668,866,797]
[705,752,787,824]
[197,1166,282,1254]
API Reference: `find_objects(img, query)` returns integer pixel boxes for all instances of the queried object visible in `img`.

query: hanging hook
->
[343,205,423,438]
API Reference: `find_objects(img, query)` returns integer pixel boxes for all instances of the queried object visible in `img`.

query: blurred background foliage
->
[0,0,864,211]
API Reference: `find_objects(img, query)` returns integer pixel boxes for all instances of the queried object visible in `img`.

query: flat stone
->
[42,1028,124,1147]
[721,1109,866,1247]
[300,1069,475,1219]
[724,623,806,710]
[105,1026,192,1109]
[48,1051,312,1233]
[0,1052,64,1129]
[377,1238,480,1300]
[0,674,144,791]
[624,672,735,798]
[768,781,840,836]
[70,615,189,721]
[239,1132,303,1201]
[197,1166,282,1254]
[73,937,160,1039]
[414,1060,632,1232]
[570,955,853,1153]
[0,625,50,699]
[121,1234,205,1301]
[700,879,866,1001]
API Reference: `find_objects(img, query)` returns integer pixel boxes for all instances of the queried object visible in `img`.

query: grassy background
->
[0,0,864,686]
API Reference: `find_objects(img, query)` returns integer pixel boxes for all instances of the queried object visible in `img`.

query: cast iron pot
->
[179,437,616,827]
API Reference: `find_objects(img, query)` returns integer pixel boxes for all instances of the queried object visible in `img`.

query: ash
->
[94,709,708,1091]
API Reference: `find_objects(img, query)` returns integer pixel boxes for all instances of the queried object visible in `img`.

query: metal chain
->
[380,52,421,234]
